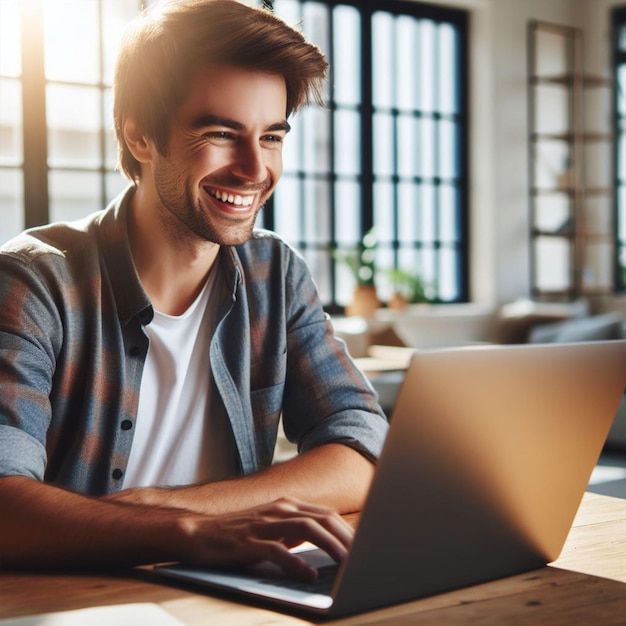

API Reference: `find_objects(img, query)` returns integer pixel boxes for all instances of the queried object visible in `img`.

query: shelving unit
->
[527,20,614,302]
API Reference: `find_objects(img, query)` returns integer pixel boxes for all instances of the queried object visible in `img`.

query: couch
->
[525,312,626,451]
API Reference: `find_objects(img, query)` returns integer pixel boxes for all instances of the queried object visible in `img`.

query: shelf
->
[532,229,574,238]
[583,187,614,196]
[531,131,612,142]
[531,74,612,88]
[531,186,613,196]
[528,20,615,300]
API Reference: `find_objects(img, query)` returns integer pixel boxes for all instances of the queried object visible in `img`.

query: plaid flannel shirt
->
[0,187,388,495]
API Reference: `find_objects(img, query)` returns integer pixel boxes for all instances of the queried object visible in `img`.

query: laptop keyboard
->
[258,564,338,595]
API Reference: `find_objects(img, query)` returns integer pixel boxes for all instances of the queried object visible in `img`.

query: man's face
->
[147,63,289,246]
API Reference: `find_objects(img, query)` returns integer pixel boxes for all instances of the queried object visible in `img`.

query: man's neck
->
[128,186,221,316]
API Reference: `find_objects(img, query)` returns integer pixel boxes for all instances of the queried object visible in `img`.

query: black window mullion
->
[327,4,338,302]
[456,15,470,302]
[612,7,626,292]
[360,9,374,235]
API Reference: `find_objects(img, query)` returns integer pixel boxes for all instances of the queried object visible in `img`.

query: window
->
[261,0,469,310]
[613,7,626,292]
[0,0,140,243]
[0,0,24,241]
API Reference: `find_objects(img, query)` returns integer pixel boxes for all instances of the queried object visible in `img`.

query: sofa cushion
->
[529,312,624,344]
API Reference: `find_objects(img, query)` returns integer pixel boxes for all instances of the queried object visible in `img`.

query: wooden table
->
[1,492,624,625]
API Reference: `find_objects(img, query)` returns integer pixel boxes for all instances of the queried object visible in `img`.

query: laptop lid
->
[156,340,626,617]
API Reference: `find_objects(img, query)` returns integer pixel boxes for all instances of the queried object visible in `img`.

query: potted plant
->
[386,268,433,309]
[334,229,381,317]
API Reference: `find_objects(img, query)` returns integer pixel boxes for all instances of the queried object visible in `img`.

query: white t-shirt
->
[122,266,238,488]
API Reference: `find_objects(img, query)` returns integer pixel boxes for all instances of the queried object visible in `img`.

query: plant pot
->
[345,285,380,318]
[387,292,409,310]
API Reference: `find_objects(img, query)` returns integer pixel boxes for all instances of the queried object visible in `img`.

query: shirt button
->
[121,420,133,431]
[129,346,141,357]
[112,468,123,480]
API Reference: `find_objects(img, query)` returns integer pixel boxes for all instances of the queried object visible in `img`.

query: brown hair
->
[113,0,328,181]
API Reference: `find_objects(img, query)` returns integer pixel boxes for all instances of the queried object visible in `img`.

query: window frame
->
[263,0,470,312]
[612,5,626,294]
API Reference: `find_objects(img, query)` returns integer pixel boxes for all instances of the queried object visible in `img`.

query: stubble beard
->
[154,163,271,247]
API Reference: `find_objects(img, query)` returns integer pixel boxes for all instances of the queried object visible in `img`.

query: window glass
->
[396,114,418,178]
[395,16,418,110]
[302,107,331,174]
[102,1,139,85]
[47,84,101,168]
[103,88,118,170]
[44,0,100,83]
[438,23,458,114]
[106,171,129,203]
[438,119,458,179]
[438,185,459,242]
[274,176,302,242]
[373,181,395,243]
[334,181,361,244]
[0,79,22,165]
[373,112,394,177]
[303,179,331,243]
[439,246,460,301]
[417,20,436,112]
[418,117,436,179]
[0,0,21,77]
[334,109,361,176]
[372,12,393,109]
[0,168,24,243]
[333,6,361,106]
[48,170,102,222]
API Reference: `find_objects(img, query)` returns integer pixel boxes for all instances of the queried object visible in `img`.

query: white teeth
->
[209,188,253,207]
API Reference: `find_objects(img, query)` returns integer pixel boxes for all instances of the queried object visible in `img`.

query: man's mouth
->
[206,187,254,207]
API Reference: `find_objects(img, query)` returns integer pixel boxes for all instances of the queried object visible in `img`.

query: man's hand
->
[178,497,353,580]
[0,476,353,575]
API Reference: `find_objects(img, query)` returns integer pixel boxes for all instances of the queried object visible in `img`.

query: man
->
[0,0,388,577]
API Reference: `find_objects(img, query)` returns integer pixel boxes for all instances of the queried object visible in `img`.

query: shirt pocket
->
[250,351,287,418]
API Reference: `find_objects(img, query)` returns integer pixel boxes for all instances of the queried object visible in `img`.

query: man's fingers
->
[253,498,354,550]
[250,516,350,564]
[183,498,354,578]
[248,539,319,580]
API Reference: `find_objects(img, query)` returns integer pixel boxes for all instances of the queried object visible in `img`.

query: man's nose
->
[231,141,267,183]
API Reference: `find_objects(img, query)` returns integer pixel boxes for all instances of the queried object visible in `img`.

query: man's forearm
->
[0,475,187,568]
[0,475,354,574]
[105,443,376,516]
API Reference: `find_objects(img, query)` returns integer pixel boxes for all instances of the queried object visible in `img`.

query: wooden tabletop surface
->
[1,492,624,625]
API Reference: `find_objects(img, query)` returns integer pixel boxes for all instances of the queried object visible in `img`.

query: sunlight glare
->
[0,0,21,77]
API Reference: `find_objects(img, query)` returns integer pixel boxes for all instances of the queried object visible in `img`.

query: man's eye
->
[263,134,284,144]
[204,131,233,141]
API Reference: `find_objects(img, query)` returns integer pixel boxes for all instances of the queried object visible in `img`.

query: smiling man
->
[0,0,388,574]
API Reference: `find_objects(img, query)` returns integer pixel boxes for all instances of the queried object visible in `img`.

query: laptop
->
[155,340,626,617]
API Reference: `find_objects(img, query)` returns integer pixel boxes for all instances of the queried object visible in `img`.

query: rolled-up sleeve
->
[0,247,59,481]
[280,249,389,462]
[0,426,46,480]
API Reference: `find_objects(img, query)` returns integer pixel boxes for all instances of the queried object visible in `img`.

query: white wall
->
[423,0,626,311]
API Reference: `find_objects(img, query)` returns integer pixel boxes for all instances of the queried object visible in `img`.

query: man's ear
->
[123,119,154,164]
